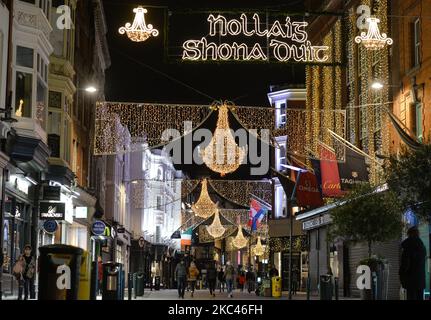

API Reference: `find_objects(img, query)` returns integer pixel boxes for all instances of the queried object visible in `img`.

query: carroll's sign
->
[302,214,332,231]
[182,13,329,63]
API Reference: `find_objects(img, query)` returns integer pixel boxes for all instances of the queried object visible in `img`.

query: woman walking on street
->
[13,245,36,300]
[217,265,225,292]
[188,262,200,298]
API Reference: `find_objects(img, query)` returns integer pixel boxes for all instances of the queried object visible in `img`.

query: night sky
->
[103,0,307,106]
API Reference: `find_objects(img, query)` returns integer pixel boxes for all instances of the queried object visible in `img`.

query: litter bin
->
[102,262,123,300]
[272,277,282,298]
[154,276,161,291]
[134,272,145,297]
[38,244,84,300]
[78,251,91,300]
[319,275,333,300]
[263,278,272,297]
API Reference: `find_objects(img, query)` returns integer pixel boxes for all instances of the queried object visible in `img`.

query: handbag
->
[13,260,24,279]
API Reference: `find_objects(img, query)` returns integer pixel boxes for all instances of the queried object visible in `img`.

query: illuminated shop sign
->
[182,13,330,63]
[40,202,66,220]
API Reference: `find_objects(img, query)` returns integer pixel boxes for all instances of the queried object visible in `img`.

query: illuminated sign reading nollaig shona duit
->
[182,13,330,63]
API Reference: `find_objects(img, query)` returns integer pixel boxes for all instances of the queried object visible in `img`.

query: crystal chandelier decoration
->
[232,225,248,249]
[355,17,393,50]
[191,179,218,219]
[254,236,265,256]
[118,7,159,42]
[206,209,226,239]
[200,104,247,177]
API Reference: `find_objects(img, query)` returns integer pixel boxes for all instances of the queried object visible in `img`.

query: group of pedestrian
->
[174,260,259,299]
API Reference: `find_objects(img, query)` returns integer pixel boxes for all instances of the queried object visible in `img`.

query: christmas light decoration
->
[355,17,393,50]
[191,178,218,218]
[119,7,159,42]
[232,225,248,249]
[206,209,226,238]
[200,104,247,176]
[254,236,265,256]
[182,13,330,62]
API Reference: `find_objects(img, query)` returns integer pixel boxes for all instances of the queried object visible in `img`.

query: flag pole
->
[327,129,381,165]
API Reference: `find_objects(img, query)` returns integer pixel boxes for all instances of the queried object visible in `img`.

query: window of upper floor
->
[411,18,421,69]
[275,102,287,128]
[14,45,48,128]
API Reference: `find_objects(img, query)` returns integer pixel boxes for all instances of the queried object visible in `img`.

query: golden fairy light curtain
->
[208,179,272,208]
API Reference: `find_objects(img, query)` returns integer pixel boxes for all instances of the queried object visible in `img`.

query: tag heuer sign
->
[40,202,65,220]
[43,186,61,201]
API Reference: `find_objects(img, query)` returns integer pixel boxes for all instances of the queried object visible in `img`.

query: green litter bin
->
[134,272,145,297]
[319,275,333,300]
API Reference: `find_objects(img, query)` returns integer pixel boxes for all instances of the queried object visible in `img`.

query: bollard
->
[306,277,311,300]
[334,277,339,300]
[128,273,133,300]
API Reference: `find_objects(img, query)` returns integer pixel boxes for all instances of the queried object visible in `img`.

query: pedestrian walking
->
[292,266,299,295]
[269,264,279,278]
[206,263,217,297]
[13,245,36,300]
[238,270,246,292]
[97,256,103,295]
[175,260,187,299]
[246,266,256,293]
[188,262,200,298]
[224,261,235,298]
[399,226,426,300]
[217,266,225,292]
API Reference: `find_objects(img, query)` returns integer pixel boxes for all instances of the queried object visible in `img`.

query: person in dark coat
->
[399,226,426,300]
[206,263,217,297]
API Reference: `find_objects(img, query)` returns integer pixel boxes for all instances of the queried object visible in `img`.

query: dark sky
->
[103,0,307,106]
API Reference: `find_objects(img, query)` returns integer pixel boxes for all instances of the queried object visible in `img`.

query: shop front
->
[2,169,37,297]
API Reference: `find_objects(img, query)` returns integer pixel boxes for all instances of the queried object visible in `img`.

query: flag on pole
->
[338,147,369,190]
[319,143,343,197]
[248,198,268,232]
[181,227,193,250]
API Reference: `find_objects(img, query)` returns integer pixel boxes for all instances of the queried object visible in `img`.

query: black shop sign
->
[40,202,65,220]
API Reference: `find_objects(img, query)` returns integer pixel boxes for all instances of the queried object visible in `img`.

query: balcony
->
[15,0,52,44]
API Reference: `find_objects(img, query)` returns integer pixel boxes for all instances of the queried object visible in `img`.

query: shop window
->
[16,46,34,68]
[15,72,33,118]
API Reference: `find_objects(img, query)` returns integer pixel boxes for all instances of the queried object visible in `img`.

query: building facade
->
[390,0,431,298]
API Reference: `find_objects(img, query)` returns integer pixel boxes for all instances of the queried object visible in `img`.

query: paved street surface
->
[132,289,343,300]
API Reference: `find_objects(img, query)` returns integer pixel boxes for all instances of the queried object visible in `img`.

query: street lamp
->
[371,81,384,90]
[84,86,98,93]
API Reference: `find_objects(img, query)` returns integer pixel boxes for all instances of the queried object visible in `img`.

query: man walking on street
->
[399,226,426,300]
[224,261,235,298]
[175,260,187,299]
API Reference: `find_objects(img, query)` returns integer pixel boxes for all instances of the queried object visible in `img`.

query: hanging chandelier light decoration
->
[200,103,247,177]
[232,224,248,249]
[206,209,226,239]
[119,7,159,42]
[254,236,265,256]
[191,178,218,219]
[355,17,393,50]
